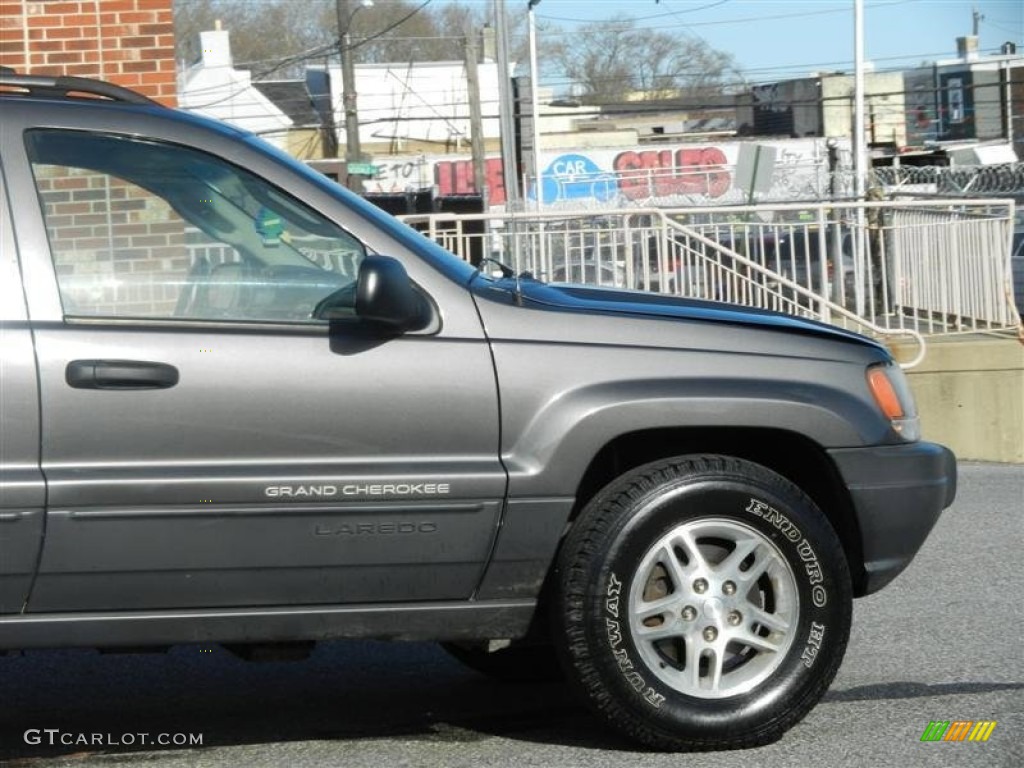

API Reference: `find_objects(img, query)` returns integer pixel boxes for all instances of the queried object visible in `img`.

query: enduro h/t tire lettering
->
[552,455,853,751]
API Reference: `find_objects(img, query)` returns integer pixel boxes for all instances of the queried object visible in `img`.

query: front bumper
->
[828,441,957,595]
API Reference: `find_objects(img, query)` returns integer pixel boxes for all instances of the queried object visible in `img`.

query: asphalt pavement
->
[1,462,1021,768]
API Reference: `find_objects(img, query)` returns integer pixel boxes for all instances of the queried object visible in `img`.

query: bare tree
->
[174,0,502,74]
[343,0,450,64]
[551,15,742,103]
[174,0,333,74]
[343,1,528,65]
[174,2,736,102]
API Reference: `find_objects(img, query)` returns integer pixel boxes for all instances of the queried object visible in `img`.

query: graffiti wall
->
[366,138,833,209]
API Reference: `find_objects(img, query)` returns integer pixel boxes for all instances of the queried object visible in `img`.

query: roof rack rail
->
[0,72,162,106]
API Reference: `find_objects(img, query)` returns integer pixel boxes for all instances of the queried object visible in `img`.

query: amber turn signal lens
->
[866,366,905,420]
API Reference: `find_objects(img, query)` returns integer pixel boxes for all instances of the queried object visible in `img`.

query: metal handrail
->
[650,211,928,368]
[398,199,1020,369]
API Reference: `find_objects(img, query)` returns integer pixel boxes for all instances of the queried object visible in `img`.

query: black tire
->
[441,641,563,683]
[552,455,852,751]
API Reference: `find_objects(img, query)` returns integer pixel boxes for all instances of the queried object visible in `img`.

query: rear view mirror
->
[354,255,425,331]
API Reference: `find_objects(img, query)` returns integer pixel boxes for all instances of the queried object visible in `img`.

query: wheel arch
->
[562,427,868,597]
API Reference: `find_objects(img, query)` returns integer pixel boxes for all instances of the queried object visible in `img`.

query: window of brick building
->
[27,130,365,323]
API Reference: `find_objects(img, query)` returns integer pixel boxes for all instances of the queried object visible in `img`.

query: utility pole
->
[464,25,487,205]
[494,0,520,210]
[972,7,984,37]
[852,0,867,317]
[528,0,543,210]
[853,0,866,202]
[321,55,339,159]
[337,0,373,193]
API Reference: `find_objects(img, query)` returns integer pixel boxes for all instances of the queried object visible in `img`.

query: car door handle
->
[66,360,179,390]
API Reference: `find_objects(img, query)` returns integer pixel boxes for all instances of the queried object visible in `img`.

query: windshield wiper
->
[471,256,515,279]
[470,257,535,306]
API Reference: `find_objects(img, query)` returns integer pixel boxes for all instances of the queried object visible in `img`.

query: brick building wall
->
[3,1,182,314]
[0,0,176,105]
[34,164,190,317]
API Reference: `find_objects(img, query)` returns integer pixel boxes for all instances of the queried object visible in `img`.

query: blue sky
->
[491,0,1023,84]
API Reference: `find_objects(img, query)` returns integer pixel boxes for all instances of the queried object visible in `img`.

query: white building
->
[178,28,293,152]
[307,59,502,155]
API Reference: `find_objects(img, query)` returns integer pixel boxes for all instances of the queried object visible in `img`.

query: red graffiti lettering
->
[483,158,506,205]
[436,159,470,196]
[613,150,659,200]
[612,147,730,200]
[435,160,454,196]
[435,158,506,205]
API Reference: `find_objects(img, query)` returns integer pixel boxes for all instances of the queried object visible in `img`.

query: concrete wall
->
[821,72,907,146]
[892,337,1024,463]
[972,68,1005,142]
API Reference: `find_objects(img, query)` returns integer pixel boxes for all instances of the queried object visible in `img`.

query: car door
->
[0,167,45,614]
[6,110,505,613]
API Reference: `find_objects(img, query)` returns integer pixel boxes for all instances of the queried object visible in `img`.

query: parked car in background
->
[549,259,623,287]
[690,226,858,306]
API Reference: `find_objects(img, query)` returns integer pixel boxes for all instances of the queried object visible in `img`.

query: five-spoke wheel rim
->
[627,516,799,699]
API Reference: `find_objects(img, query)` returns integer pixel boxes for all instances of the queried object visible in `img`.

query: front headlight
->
[866,363,921,441]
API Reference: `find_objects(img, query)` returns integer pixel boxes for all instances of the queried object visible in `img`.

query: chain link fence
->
[871,163,1024,197]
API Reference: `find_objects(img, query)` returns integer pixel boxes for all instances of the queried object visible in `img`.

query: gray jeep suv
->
[0,74,956,752]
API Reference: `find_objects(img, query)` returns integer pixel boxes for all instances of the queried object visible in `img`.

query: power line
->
[251,0,438,83]
[174,0,1020,116]
[198,43,1024,104]
[349,80,1024,121]
[984,19,1023,39]
[348,0,436,53]
[181,61,1023,119]
[537,0,916,30]
[199,42,1011,101]
[320,45,1018,94]
[536,0,731,24]
[183,0,437,102]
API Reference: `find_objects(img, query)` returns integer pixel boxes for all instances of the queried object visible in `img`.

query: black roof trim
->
[252,80,321,128]
[0,72,162,106]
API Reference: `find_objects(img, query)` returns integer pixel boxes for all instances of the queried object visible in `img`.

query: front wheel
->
[552,455,852,751]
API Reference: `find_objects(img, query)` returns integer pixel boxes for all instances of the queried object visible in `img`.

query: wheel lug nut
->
[722,581,736,596]
[681,605,697,621]
[692,578,708,594]
[727,610,742,626]
[703,626,718,642]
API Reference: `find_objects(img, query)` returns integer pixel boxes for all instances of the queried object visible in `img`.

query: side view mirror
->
[354,255,425,331]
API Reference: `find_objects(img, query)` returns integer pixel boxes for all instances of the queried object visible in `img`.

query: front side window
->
[26,130,366,323]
